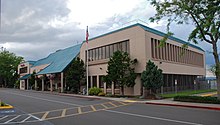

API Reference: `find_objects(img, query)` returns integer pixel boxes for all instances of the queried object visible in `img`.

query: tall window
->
[88,40,129,62]
[151,38,203,67]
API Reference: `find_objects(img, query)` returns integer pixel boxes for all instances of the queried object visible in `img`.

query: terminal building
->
[18,23,206,96]
[18,44,81,92]
[80,23,205,95]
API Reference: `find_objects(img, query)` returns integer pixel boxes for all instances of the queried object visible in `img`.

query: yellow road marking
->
[41,111,49,120]
[0,105,13,109]
[109,102,117,107]
[123,100,137,103]
[101,104,108,109]
[201,92,217,97]
[118,101,127,105]
[90,105,97,111]
[61,109,66,117]
[78,107,82,114]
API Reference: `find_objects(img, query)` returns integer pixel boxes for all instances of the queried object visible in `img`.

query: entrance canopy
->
[19,74,31,80]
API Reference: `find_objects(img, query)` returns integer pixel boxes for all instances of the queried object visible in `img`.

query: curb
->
[145,102,220,111]
[0,105,14,110]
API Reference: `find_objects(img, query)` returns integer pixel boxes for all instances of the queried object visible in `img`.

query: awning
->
[19,74,31,80]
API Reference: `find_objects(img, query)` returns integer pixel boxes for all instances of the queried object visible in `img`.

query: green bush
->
[0,102,7,106]
[174,96,220,104]
[89,87,102,95]
[98,92,105,96]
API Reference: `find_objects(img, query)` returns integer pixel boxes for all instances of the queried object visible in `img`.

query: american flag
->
[86,26,89,43]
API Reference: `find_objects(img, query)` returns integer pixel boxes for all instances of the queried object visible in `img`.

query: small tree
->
[141,60,163,97]
[29,71,36,89]
[65,57,85,93]
[104,51,137,96]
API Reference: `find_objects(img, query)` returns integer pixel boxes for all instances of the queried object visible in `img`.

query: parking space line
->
[78,107,82,114]
[106,110,203,125]
[0,116,8,120]
[41,111,49,120]
[61,109,66,117]
[90,105,97,111]
[4,115,20,124]
[101,104,108,109]
[29,114,42,121]
[21,115,32,123]
[109,102,117,107]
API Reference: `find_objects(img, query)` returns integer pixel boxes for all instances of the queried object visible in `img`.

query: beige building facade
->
[80,23,206,96]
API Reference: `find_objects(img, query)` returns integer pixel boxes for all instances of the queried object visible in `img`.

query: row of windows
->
[151,38,204,67]
[87,40,129,61]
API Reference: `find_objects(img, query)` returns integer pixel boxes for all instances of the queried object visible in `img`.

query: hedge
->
[89,87,102,95]
[174,96,220,104]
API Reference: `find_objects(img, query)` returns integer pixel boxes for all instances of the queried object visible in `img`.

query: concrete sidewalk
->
[144,98,220,111]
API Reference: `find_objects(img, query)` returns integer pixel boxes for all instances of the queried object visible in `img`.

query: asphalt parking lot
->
[0,88,220,125]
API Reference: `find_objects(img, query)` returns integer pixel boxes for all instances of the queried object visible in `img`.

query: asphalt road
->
[0,88,220,125]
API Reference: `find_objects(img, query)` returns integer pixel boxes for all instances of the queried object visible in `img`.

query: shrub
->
[98,92,105,96]
[0,102,7,106]
[89,87,102,95]
[174,96,220,104]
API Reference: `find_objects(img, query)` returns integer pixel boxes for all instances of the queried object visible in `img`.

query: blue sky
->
[0,0,218,65]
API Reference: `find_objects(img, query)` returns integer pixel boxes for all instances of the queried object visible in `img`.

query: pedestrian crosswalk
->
[0,101,131,124]
[0,114,41,124]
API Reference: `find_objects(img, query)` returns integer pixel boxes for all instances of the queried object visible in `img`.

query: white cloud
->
[67,0,143,28]
[0,0,217,65]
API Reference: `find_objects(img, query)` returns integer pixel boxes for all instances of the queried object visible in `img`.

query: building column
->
[61,72,64,93]
[97,75,99,88]
[50,79,53,92]
[111,83,115,95]
[90,76,93,88]
[55,83,58,90]
[104,82,107,94]
[27,79,29,90]
[42,78,44,91]
[35,79,37,90]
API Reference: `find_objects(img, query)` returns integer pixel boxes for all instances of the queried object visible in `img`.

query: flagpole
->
[86,26,89,96]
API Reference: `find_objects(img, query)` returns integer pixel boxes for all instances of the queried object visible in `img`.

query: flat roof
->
[86,23,204,52]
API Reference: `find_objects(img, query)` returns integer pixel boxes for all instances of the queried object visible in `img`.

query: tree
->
[0,48,23,87]
[141,60,163,98]
[65,57,85,93]
[149,0,220,99]
[29,71,36,89]
[103,51,137,96]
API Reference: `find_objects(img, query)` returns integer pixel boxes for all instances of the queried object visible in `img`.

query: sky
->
[0,0,218,65]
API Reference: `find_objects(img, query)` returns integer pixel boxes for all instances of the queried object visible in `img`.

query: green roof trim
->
[85,23,204,52]
[35,44,81,75]
[19,74,31,80]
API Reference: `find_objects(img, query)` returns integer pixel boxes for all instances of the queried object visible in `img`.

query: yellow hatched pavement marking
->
[101,104,108,109]
[41,111,49,120]
[90,105,97,111]
[78,107,82,114]
[61,109,66,117]
[123,100,137,103]
[109,102,117,107]
[118,101,127,105]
